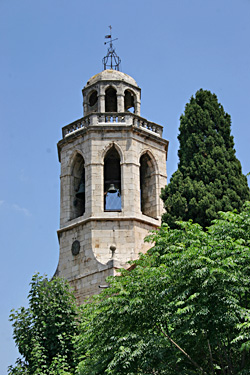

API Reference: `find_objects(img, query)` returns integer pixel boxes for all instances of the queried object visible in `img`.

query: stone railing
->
[62,116,91,137]
[132,115,163,136]
[62,113,163,138]
[97,114,127,124]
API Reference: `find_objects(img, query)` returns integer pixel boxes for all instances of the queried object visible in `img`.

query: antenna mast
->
[102,26,121,71]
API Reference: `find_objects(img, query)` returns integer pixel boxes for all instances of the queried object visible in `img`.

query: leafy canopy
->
[9,274,79,375]
[9,209,250,374]
[77,204,250,375]
[161,89,250,228]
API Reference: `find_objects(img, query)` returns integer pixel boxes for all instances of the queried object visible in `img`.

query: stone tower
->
[56,67,168,303]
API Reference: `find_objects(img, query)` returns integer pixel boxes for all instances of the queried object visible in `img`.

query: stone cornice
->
[57,214,160,238]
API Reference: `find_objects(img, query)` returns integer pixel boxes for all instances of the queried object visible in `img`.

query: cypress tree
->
[161,89,250,228]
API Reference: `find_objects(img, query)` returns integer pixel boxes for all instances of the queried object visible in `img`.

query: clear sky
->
[1,0,250,373]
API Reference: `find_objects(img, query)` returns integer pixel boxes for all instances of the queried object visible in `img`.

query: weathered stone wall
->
[59,125,167,225]
[56,217,158,303]
[56,123,168,302]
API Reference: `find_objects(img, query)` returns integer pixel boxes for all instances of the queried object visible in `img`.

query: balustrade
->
[62,113,163,138]
[62,116,90,137]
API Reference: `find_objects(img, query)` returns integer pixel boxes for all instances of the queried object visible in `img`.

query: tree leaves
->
[8,274,78,375]
[76,205,250,374]
[161,89,250,228]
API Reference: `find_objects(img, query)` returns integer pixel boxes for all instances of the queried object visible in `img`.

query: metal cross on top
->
[102,26,121,71]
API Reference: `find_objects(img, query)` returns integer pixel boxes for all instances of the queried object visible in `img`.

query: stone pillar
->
[135,99,141,116]
[84,163,92,217]
[98,94,105,113]
[60,173,71,227]
[117,94,124,112]
[83,93,88,115]
[89,163,104,216]
[122,163,141,216]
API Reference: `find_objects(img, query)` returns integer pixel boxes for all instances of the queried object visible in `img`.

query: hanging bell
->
[76,181,85,199]
[107,183,117,194]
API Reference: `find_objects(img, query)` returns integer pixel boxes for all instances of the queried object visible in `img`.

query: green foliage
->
[161,89,250,228]
[8,274,78,375]
[9,206,250,374]
[76,204,250,374]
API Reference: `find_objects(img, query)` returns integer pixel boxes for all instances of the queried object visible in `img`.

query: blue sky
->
[1,0,250,373]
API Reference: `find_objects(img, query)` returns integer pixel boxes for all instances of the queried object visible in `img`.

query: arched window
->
[88,90,98,112]
[71,154,85,219]
[105,87,117,112]
[124,89,135,113]
[104,147,121,211]
[140,153,157,218]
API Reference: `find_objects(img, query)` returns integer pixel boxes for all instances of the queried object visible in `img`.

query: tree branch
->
[207,339,215,375]
[157,325,207,374]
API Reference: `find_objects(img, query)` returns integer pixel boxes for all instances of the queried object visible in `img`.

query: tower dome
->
[82,69,141,116]
[86,70,138,87]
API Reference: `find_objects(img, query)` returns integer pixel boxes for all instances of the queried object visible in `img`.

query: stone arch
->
[139,151,157,218]
[101,142,124,165]
[103,145,121,211]
[68,149,85,171]
[139,149,159,174]
[105,86,117,112]
[70,153,85,219]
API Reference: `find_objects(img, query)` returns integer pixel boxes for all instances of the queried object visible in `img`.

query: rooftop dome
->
[86,70,138,88]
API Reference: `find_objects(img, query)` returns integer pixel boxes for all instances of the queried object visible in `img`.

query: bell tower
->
[56,36,169,303]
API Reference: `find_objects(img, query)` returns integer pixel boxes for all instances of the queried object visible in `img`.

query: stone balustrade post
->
[124,114,133,125]
[90,114,98,126]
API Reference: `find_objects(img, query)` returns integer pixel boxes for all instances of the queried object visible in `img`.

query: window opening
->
[104,147,121,211]
[71,155,85,219]
[89,91,98,112]
[105,87,117,112]
[124,90,135,113]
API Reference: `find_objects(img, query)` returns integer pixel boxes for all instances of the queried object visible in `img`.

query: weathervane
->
[102,26,121,71]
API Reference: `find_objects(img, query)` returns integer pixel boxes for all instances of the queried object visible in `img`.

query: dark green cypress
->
[161,89,250,228]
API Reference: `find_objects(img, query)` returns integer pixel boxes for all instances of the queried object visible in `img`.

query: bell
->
[107,183,117,194]
[76,182,85,199]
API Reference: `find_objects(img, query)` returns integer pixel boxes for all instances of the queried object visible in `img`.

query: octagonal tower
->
[56,68,168,303]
